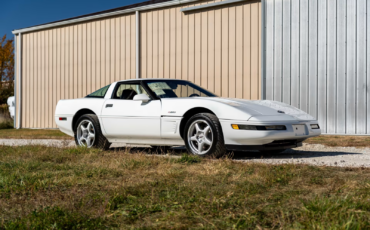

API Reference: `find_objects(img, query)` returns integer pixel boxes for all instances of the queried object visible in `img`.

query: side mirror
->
[133,94,150,103]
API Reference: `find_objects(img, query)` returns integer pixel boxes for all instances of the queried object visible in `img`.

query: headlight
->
[310,124,320,129]
[231,125,286,130]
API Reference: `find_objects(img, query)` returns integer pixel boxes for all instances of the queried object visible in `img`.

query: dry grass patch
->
[1,146,370,229]
[305,135,370,148]
[0,129,72,140]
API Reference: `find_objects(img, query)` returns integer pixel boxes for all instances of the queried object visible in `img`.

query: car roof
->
[115,78,190,83]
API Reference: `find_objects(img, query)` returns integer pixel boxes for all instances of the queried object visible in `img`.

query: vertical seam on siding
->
[298,0,300,108]
[345,0,347,134]
[235,6,237,97]
[281,0,283,102]
[327,0,331,132]
[366,0,368,133]
[181,8,183,80]
[226,8,230,97]
[251,5,253,99]
[307,0,310,114]
[258,3,260,99]
[220,8,222,95]
[355,0,358,134]
[289,0,292,105]
[272,0,275,100]
[316,0,319,120]
[200,10,202,86]
[242,3,244,99]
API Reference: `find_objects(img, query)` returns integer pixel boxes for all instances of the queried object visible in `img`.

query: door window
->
[113,83,150,100]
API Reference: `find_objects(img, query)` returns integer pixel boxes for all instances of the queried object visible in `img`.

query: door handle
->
[106,104,113,108]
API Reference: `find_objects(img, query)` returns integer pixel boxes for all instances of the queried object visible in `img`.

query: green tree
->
[0,34,14,105]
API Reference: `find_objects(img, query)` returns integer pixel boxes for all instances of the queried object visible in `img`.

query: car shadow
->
[109,145,362,160]
[231,149,361,161]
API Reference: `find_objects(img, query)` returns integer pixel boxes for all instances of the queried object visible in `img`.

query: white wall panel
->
[282,0,290,104]
[265,0,370,135]
[290,0,300,109]
[317,0,327,133]
[265,0,274,100]
[356,0,367,134]
[327,0,337,134]
[335,0,345,134]
[368,0,370,134]
[346,0,356,134]
[273,0,282,101]
[299,0,308,113]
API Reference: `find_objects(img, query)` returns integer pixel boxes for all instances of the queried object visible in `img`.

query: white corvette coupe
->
[55,79,321,157]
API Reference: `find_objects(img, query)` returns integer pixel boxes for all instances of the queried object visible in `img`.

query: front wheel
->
[74,114,111,150]
[184,113,226,158]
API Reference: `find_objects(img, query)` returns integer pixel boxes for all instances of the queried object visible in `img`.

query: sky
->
[0,0,145,40]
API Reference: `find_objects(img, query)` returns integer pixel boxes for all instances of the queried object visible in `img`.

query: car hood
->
[203,97,315,121]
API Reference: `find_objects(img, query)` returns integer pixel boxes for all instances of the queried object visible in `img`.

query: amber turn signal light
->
[231,124,239,130]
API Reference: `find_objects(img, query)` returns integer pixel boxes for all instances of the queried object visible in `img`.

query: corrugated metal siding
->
[16,0,261,129]
[265,0,370,135]
[140,0,261,99]
[19,14,136,128]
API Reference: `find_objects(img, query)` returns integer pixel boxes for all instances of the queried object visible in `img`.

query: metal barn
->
[12,0,370,135]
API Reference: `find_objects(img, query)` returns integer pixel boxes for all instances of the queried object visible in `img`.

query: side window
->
[86,84,111,98]
[114,83,149,100]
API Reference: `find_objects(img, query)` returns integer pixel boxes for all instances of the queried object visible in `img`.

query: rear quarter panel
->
[55,98,106,136]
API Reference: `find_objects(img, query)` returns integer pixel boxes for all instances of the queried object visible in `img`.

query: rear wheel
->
[184,113,226,158]
[74,114,111,150]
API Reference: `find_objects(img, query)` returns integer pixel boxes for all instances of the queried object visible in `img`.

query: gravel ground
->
[1,139,370,168]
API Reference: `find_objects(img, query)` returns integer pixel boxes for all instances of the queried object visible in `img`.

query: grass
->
[0,129,72,140]
[305,135,370,148]
[1,146,370,229]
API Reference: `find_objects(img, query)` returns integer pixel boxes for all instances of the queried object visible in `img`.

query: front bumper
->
[220,119,321,146]
[226,139,303,151]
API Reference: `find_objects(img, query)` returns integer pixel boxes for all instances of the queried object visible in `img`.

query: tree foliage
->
[0,34,14,105]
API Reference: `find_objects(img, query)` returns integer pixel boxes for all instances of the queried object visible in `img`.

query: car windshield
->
[144,80,217,99]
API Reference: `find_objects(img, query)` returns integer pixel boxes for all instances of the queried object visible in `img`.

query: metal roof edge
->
[12,0,198,34]
[180,0,247,12]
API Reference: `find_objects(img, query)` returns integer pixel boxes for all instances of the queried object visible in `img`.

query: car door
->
[100,81,161,139]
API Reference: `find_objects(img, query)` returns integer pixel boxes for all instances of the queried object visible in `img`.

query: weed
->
[3,207,107,229]
[176,154,202,164]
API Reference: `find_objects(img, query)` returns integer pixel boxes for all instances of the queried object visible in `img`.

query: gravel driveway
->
[1,139,370,168]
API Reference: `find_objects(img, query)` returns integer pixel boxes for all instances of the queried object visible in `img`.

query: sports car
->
[55,79,321,157]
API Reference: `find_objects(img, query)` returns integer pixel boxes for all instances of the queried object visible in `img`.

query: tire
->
[184,113,226,158]
[74,114,111,150]
[259,149,286,154]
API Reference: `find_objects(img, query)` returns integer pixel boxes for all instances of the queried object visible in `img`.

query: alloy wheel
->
[187,120,213,155]
[76,120,96,147]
